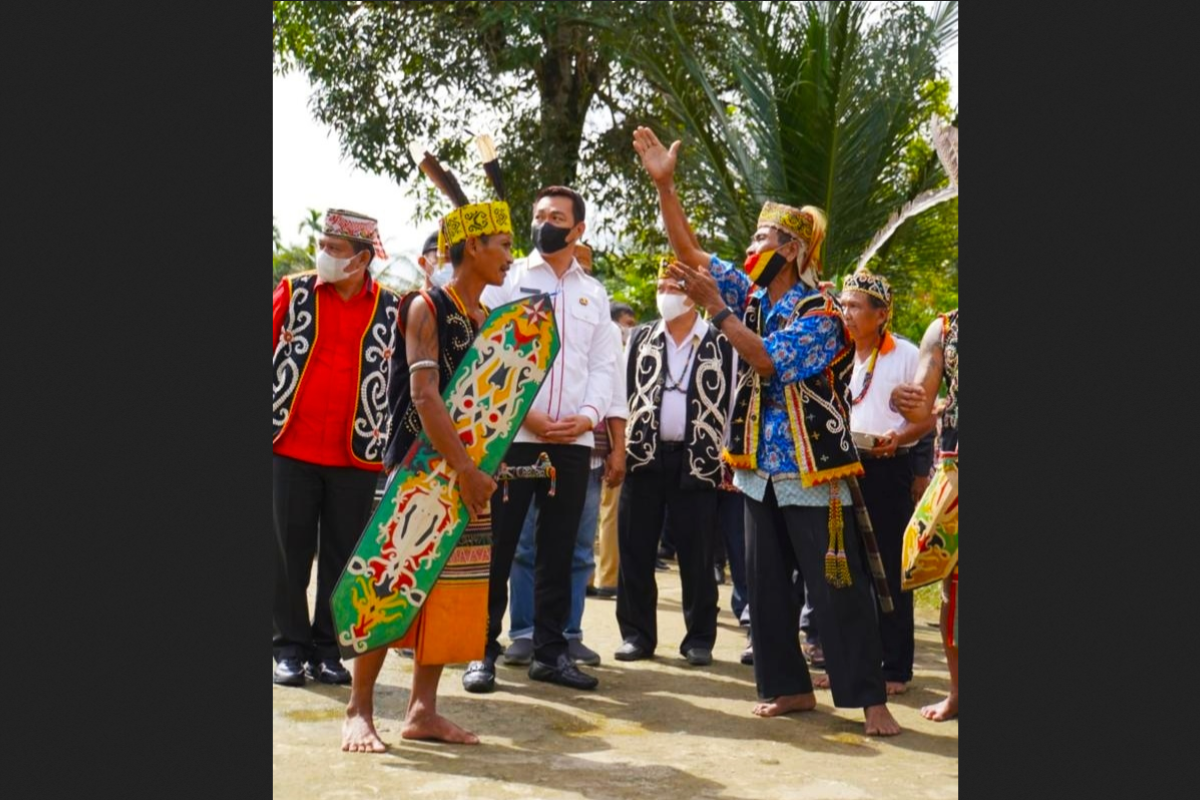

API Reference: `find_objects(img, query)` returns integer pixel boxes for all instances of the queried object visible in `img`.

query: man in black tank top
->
[342,217,515,751]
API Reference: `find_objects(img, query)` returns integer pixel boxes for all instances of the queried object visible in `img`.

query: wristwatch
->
[711,306,735,327]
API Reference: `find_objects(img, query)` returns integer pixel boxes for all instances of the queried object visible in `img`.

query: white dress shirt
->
[848,333,920,436]
[604,321,629,421]
[624,313,709,444]
[482,251,616,448]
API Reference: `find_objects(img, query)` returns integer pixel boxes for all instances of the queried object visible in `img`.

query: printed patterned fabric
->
[323,208,387,259]
[394,512,491,665]
[710,255,843,478]
[901,456,958,591]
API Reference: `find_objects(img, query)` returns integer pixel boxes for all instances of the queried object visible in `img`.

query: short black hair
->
[422,231,439,256]
[448,234,491,267]
[610,302,635,322]
[349,240,375,261]
[534,186,586,224]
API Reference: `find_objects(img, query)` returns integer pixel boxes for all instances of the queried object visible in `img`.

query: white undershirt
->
[848,335,920,436]
[658,314,709,443]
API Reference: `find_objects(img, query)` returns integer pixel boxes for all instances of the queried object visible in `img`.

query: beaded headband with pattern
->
[841,270,892,308]
[323,209,387,260]
[757,201,826,275]
[437,201,513,257]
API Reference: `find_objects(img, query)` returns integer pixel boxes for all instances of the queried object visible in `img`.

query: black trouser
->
[486,443,591,664]
[718,489,749,620]
[745,481,886,708]
[859,452,916,682]
[272,454,379,663]
[800,454,917,681]
[616,445,720,655]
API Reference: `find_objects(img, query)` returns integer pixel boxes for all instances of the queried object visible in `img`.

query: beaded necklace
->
[663,337,696,394]
[851,344,881,406]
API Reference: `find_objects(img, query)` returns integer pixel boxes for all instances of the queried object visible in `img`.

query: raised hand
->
[632,126,681,185]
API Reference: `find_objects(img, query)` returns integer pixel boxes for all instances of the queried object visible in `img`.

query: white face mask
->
[430,263,454,288]
[656,292,693,323]
[316,249,358,283]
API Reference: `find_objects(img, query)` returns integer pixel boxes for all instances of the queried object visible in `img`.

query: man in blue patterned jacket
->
[633,127,899,736]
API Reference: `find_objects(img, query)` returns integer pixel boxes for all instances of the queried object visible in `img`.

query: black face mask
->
[530,221,572,255]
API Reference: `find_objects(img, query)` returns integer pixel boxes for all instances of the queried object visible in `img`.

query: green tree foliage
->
[273,0,723,244]
[273,2,958,321]
[272,209,319,289]
[624,1,957,273]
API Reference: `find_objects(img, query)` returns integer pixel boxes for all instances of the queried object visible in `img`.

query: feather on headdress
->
[474,133,507,202]
[411,141,512,256]
[410,144,469,207]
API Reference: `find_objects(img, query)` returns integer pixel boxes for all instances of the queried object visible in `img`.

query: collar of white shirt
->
[651,311,710,350]
[525,249,585,281]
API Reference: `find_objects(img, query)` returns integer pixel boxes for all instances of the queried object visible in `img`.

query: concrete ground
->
[273,561,958,799]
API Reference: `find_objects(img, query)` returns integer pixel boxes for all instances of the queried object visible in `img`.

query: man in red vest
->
[272,209,400,687]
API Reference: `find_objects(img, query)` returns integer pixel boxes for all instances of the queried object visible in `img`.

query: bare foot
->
[886,681,908,695]
[342,707,387,753]
[812,674,830,690]
[864,704,901,736]
[752,692,817,717]
[401,712,481,744]
[921,695,958,721]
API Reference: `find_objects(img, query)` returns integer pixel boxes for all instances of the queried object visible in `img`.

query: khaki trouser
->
[592,480,620,588]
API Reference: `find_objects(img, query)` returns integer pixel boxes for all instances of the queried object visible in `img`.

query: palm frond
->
[853,184,957,273]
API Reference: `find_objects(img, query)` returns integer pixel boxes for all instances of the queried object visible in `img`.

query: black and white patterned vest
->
[625,319,732,490]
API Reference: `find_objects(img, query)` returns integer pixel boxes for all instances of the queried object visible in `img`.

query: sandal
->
[801,641,826,669]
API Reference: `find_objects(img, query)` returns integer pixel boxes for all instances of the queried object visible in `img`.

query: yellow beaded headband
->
[757,201,826,275]
[437,201,513,257]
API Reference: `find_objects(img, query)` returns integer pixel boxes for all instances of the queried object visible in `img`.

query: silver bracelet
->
[408,360,439,373]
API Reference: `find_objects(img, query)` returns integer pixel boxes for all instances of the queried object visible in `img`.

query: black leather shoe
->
[684,647,713,666]
[273,658,306,686]
[594,586,618,599]
[614,641,652,661]
[462,657,497,693]
[528,654,599,690]
[306,659,352,685]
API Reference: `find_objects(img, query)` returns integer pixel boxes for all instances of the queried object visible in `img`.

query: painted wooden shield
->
[901,456,958,591]
[331,293,559,658]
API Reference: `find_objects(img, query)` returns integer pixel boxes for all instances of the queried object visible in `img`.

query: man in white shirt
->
[829,271,935,694]
[615,269,733,666]
[503,256,629,668]
[462,186,617,693]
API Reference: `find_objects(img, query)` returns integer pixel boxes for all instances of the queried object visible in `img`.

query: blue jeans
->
[508,464,603,641]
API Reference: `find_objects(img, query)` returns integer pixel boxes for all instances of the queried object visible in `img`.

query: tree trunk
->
[536,21,609,190]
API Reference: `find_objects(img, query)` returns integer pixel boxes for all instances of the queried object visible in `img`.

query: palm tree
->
[298,208,322,257]
[628,1,957,274]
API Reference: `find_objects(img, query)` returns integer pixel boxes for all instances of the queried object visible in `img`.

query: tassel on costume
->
[824,481,852,588]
